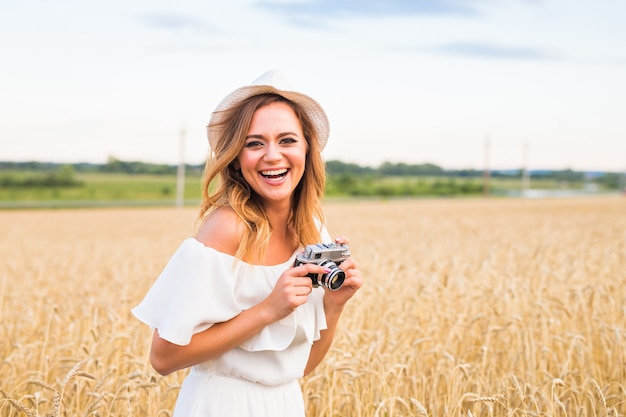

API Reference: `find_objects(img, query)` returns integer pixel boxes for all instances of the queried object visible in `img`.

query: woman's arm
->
[150,206,257,375]
[150,207,330,375]
[303,254,362,376]
[303,301,344,376]
[150,302,273,375]
[150,260,333,375]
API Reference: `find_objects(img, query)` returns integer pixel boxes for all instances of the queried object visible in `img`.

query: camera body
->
[294,243,351,291]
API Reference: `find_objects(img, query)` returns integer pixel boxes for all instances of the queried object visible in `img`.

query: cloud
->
[255,0,485,20]
[137,13,216,33]
[437,42,555,60]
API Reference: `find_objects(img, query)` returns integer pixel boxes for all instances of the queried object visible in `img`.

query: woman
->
[132,70,362,416]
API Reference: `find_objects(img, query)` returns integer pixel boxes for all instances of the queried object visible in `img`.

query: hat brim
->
[207,84,329,151]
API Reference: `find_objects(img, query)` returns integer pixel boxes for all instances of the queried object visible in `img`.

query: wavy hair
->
[199,94,326,263]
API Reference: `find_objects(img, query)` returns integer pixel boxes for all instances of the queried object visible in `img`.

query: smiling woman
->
[131,70,362,417]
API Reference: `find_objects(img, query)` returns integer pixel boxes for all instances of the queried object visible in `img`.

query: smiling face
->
[236,100,308,208]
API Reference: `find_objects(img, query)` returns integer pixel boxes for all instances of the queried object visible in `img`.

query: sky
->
[1,0,625,171]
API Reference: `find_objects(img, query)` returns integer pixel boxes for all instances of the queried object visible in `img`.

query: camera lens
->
[319,260,345,291]
[325,268,345,290]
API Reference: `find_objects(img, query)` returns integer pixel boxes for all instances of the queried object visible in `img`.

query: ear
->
[232,160,241,170]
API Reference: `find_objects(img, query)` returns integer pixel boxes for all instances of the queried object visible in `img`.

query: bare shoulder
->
[196,207,243,256]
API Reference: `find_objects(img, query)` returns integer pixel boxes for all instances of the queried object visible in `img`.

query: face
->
[236,101,308,207]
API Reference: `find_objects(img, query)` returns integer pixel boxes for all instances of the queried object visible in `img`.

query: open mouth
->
[260,168,289,180]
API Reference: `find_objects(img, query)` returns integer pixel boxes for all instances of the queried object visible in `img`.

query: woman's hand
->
[323,236,363,308]
[261,236,363,324]
[259,262,330,323]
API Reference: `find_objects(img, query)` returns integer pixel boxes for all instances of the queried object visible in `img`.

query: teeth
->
[261,169,288,176]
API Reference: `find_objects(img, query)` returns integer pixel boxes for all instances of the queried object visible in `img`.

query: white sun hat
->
[207,69,330,151]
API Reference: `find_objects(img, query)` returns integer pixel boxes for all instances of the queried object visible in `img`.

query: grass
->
[1,196,625,416]
[0,173,203,208]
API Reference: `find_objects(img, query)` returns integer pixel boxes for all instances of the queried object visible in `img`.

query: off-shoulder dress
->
[132,231,330,417]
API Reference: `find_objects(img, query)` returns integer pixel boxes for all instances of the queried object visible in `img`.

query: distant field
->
[0,171,610,208]
[1,197,625,416]
[0,173,203,208]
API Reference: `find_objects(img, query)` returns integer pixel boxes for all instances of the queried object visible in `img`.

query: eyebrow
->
[245,132,301,140]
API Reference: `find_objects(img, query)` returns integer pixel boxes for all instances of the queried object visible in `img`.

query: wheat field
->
[1,197,625,416]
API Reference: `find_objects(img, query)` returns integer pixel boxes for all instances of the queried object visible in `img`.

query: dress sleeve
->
[131,239,244,346]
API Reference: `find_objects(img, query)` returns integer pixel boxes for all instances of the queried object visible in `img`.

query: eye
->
[244,140,264,148]
[280,137,298,145]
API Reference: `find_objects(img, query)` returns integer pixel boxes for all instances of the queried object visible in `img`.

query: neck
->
[266,202,291,232]
[263,201,298,263]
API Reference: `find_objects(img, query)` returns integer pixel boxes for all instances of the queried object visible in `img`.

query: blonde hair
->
[199,94,326,263]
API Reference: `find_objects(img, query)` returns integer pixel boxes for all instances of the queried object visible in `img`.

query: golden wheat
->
[1,197,625,416]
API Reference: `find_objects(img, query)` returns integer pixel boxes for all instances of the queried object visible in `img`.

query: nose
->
[263,142,282,162]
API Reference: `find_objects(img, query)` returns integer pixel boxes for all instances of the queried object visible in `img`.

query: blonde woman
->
[132,70,362,416]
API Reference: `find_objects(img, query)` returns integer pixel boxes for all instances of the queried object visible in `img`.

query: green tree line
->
[0,165,83,188]
[1,159,623,198]
[2,158,619,181]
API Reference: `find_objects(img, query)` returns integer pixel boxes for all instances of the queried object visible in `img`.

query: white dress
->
[132,232,330,417]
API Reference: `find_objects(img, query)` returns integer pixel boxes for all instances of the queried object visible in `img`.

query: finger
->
[334,236,350,245]
[293,263,332,277]
[338,271,363,291]
[294,280,313,296]
[338,257,357,270]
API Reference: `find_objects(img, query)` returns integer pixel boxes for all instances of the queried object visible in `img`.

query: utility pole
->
[522,140,530,197]
[176,124,186,208]
[483,134,491,197]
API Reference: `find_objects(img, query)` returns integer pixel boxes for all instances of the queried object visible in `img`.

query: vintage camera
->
[294,243,351,291]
